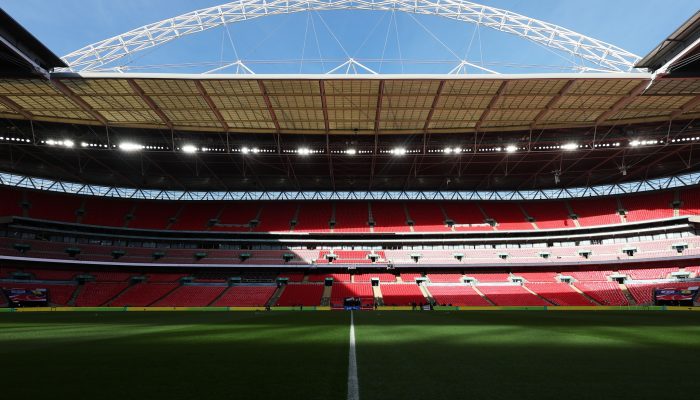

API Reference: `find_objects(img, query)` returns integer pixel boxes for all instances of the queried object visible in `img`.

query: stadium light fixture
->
[182,144,197,154]
[346,149,357,155]
[45,139,75,148]
[298,147,311,156]
[119,142,144,152]
[629,140,641,147]
[505,145,518,153]
[561,143,578,151]
[391,147,406,156]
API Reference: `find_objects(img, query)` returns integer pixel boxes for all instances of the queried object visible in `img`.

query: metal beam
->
[671,95,700,120]
[0,96,32,120]
[194,81,229,131]
[61,0,641,73]
[51,79,109,126]
[257,80,281,133]
[370,81,385,189]
[475,81,509,131]
[319,80,330,133]
[595,80,649,125]
[127,79,173,129]
[423,80,445,132]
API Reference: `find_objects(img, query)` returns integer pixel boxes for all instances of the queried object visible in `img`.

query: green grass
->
[1,311,699,399]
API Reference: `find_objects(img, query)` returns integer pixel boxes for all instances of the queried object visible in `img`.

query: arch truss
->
[61,0,642,73]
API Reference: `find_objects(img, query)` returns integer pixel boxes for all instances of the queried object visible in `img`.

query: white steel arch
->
[61,0,642,73]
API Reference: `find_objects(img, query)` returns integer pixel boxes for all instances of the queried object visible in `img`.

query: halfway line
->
[347,311,359,400]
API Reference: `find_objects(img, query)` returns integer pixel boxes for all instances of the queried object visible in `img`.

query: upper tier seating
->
[680,187,700,216]
[371,202,410,232]
[525,283,594,306]
[380,284,426,306]
[442,202,492,231]
[573,282,628,306]
[82,198,134,228]
[0,187,691,234]
[407,203,450,232]
[521,201,574,230]
[622,192,674,222]
[253,203,296,232]
[295,202,332,233]
[275,284,324,306]
[480,203,532,231]
[0,189,23,218]
[153,285,226,307]
[110,283,179,306]
[169,203,221,231]
[428,285,491,306]
[128,202,181,230]
[333,203,370,233]
[477,285,549,306]
[27,191,81,223]
[211,203,260,232]
[212,286,276,307]
[569,198,620,227]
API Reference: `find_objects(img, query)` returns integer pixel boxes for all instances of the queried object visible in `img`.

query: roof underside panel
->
[0,74,698,134]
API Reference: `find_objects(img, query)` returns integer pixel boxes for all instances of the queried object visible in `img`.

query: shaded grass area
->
[1,311,699,399]
[355,311,700,400]
[0,312,350,400]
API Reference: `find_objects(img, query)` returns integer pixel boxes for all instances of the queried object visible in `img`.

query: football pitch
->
[1,311,699,400]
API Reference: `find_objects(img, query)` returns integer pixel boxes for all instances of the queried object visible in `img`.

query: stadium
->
[1,1,700,398]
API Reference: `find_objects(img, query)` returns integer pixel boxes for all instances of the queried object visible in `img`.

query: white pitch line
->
[347,311,360,400]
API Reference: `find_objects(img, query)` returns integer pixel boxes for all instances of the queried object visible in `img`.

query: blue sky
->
[1,0,698,74]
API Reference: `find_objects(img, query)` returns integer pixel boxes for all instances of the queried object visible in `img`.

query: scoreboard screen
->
[653,287,699,306]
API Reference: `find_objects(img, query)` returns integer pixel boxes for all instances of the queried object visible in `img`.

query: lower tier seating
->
[212,286,276,307]
[428,285,491,306]
[275,284,324,306]
[74,282,129,306]
[380,284,426,306]
[525,283,594,306]
[110,283,179,306]
[153,285,226,307]
[477,285,549,306]
[573,282,628,306]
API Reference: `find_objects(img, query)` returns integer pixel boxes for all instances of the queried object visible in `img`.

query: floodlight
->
[182,144,197,154]
[119,142,144,152]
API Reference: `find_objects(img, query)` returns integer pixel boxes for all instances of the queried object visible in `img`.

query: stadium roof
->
[636,10,700,75]
[0,9,67,78]
[0,72,697,135]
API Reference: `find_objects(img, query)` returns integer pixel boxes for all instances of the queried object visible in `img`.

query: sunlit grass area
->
[1,311,699,399]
